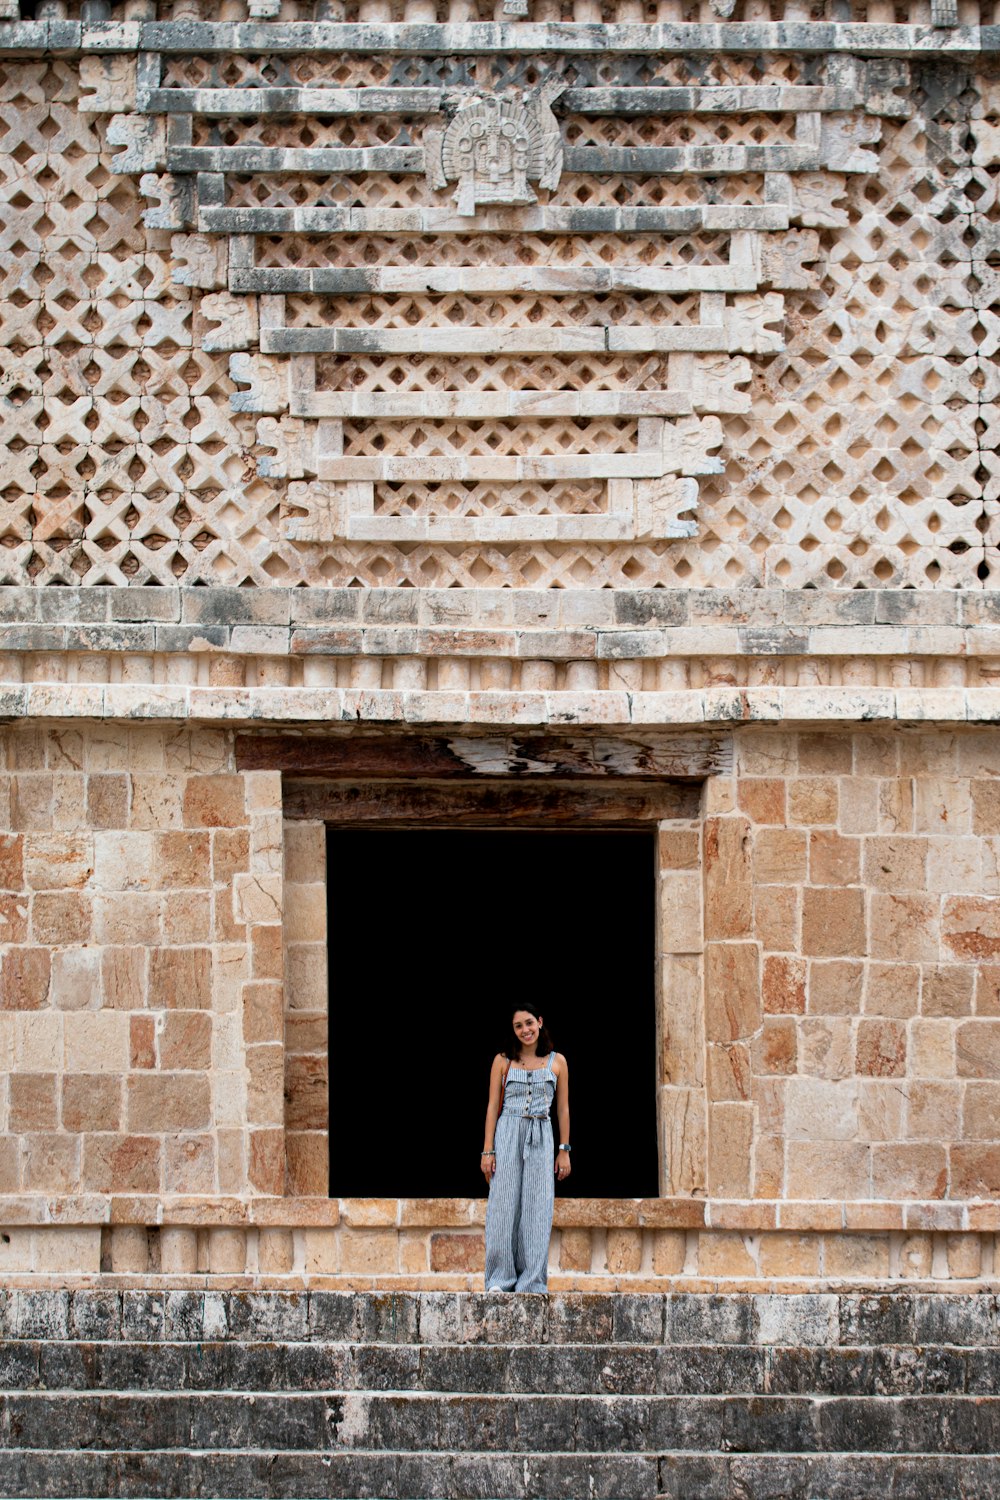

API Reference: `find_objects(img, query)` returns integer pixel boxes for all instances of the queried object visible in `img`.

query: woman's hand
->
[481,1151,496,1184]
[555,1150,571,1182]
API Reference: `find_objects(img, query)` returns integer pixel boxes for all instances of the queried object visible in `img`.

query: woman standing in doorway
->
[482,1006,570,1293]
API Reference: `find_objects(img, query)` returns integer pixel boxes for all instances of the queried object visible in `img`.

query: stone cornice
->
[1,19,998,56]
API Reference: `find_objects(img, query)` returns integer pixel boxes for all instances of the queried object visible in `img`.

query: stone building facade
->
[3,0,1000,1296]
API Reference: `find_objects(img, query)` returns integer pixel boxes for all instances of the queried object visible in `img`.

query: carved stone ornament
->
[426,77,565,217]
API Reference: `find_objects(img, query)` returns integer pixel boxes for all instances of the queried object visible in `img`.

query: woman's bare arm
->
[482,1053,506,1182]
[555,1055,571,1180]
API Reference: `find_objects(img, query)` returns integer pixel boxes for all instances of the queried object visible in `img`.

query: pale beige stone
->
[910,1020,957,1079]
[945,1233,981,1279]
[897,1234,933,1279]
[651,1230,686,1277]
[340,1230,399,1274]
[697,1232,757,1278]
[605,1229,643,1275]
[160,1227,199,1274]
[110,1226,149,1275]
[823,1234,890,1279]
[258,1228,295,1275]
[63,1013,129,1073]
[283,884,326,944]
[206,1229,247,1274]
[759,1233,820,1278]
[660,873,703,953]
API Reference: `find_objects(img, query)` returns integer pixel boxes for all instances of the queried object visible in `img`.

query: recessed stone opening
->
[325,826,658,1200]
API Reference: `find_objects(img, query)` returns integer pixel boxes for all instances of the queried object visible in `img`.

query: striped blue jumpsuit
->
[484,1053,556,1293]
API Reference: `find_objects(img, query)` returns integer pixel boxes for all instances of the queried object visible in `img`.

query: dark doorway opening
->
[326,827,658,1199]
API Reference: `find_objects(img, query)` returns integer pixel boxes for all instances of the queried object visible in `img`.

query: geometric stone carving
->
[425,79,565,216]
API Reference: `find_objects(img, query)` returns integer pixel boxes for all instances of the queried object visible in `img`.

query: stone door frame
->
[236,727,725,1199]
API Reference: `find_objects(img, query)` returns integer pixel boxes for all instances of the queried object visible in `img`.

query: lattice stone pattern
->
[0,28,997,588]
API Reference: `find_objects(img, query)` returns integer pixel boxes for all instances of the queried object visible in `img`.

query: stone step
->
[3,1449,1000,1500]
[2,1340,998,1397]
[3,1289,997,1349]
[2,1390,999,1453]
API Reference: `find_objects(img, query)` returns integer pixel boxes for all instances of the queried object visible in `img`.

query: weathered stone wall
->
[0,723,286,1203]
[4,6,1000,1291]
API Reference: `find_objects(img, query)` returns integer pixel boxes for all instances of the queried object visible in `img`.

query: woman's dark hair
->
[503,1004,554,1062]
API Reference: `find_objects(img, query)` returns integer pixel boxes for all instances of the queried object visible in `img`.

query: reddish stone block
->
[952,1145,1000,1196]
[102,947,147,1011]
[212,828,251,885]
[127,1074,211,1132]
[9,1073,58,1131]
[703,816,752,940]
[155,831,211,888]
[753,1017,797,1075]
[762,955,807,1015]
[704,942,761,1042]
[430,1232,485,1273]
[657,829,699,870]
[148,947,212,1009]
[284,1055,329,1132]
[249,1127,285,1194]
[242,981,284,1044]
[31,891,91,945]
[0,894,28,946]
[0,947,51,1010]
[183,775,246,828]
[942,896,1000,961]
[955,1021,1000,1079]
[738,778,786,826]
[855,1019,906,1078]
[82,1134,161,1194]
[159,1011,212,1071]
[61,1074,122,1132]
[802,888,866,958]
[286,1132,328,1196]
[810,832,860,886]
[871,1144,947,1199]
[0,834,23,891]
[808,960,864,1016]
[251,924,283,979]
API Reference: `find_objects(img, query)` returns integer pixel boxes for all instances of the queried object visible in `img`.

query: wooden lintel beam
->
[236,730,732,780]
[283,778,700,825]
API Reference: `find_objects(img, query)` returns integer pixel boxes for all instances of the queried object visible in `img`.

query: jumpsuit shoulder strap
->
[547,1050,556,1072]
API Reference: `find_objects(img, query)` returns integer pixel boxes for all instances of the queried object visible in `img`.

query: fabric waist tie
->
[501,1112,551,1160]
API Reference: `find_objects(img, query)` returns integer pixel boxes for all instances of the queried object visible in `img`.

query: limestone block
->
[208,1228,247,1275]
[705,942,760,1043]
[110,1226,149,1275]
[160,1227,198,1274]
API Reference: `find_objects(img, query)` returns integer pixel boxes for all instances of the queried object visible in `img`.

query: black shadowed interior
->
[326,827,659,1199]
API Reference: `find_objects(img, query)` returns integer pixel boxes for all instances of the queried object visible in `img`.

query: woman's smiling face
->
[512,1010,541,1050]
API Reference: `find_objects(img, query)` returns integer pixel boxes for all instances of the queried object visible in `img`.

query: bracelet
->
[481,1150,495,1157]
[559,1144,572,1152]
